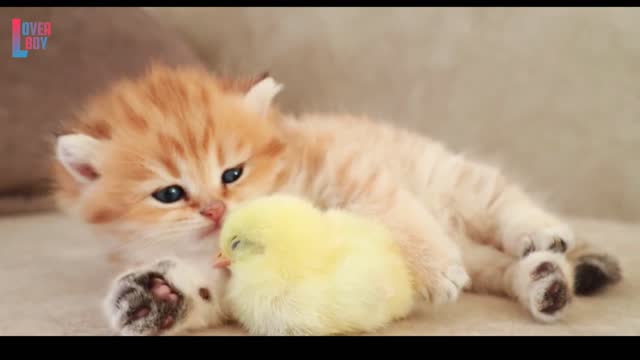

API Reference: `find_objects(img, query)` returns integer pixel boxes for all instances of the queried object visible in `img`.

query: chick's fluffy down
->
[219,194,415,336]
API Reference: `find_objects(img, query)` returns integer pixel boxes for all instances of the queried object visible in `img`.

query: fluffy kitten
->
[52,65,621,335]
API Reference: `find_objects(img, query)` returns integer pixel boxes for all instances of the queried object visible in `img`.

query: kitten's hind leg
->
[461,239,573,322]
[468,168,621,297]
[104,257,229,335]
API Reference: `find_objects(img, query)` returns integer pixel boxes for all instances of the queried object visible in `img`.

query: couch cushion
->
[0,211,637,335]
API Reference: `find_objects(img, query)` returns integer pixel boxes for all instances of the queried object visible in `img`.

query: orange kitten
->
[52,65,620,335]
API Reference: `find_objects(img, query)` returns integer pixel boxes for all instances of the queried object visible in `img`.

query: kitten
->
[52,65,621,335]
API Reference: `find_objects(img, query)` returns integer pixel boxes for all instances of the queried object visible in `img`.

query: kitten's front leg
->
[492,184,575,258]
[104,257,229,336]
[347,189,470,305]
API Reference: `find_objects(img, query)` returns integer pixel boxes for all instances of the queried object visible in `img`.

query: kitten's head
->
[52,65,289,261]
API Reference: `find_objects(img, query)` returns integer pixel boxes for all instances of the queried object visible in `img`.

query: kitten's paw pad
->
[151,277,180,304]
[106,268,186,336]
[538,279,569,315]
[419,264,470,305]
[574,253,622,296]
[519,224,574,258]
[515,252,572,322]
[529,261,571,321]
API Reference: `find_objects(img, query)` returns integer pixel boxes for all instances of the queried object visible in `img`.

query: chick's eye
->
[231,238,241,251]
[152,185,186,204]
[221,165,244,185]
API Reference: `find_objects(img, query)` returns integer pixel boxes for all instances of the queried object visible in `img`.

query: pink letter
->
[43,22,51,36]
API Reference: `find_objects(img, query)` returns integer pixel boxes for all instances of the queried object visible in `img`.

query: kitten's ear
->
[218,71,271,94]
[243,76,283,117]
[55,133,103,184]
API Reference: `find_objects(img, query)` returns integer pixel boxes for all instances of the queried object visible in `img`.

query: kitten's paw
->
[104,260,187,336]
[513,252,573,322]
[516,224,575,258]
[418,264,470,305]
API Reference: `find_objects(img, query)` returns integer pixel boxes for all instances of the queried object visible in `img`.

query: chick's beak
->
[213,251,231,269]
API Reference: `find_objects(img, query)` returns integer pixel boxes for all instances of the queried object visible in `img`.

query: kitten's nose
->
[200,200,226,222]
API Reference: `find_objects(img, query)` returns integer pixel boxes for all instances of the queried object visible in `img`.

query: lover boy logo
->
[12,18,52,58]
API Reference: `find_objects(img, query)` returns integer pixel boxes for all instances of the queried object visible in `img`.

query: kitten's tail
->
[566,242,622,296]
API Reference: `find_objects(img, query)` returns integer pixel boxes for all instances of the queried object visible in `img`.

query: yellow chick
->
[213,194,415,336]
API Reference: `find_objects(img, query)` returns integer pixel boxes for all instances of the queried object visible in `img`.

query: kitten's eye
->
[221,165,244,185]
[152,185,186,204]
[231,237,241,251]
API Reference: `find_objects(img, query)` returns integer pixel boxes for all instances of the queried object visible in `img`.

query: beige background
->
[147,7,640,223]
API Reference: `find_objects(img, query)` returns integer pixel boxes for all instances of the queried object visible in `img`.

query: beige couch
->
[1,8,639,335]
